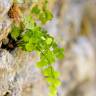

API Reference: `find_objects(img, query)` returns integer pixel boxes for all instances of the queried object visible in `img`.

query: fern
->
[10,0,64,96]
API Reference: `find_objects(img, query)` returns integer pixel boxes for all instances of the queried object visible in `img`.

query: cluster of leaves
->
[10,1,64,96]
[31,3,53,24]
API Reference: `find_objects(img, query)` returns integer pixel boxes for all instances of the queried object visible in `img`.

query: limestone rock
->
[0,0,13,43]
[0,0,13,19]
[0,49,14,96]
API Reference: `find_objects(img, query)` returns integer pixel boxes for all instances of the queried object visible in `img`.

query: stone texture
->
[0,49,14,96]
[0,0,13,43]
[0,0,13,18]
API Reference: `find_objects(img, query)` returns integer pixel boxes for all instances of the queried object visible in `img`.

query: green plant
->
[10,0,64,96]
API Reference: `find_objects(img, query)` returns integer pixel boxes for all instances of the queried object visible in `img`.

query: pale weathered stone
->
[0,16,12,42]
[0,0,13,19]
[0,49,14,96]
[0,0,13,43]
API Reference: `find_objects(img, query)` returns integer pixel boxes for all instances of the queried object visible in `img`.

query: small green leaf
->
[39,10,53,24]
[31,5,40,14]
[54,79,61,87]
[49,85,57,96]
[22,30,33,42]
[46,50,55,64]
[39,12,47,24]
[45,10,53,21]
[53,71,60,78]
[25,43,33,51]
[47,78,61,87]
[41,36,46,40]
[36,59,48,68]
[11,25,20,40]
[57,48,64,59]
[46,77,54,83]
[46,38,52,45]
[23,16,35,29]
[43,67,54,77]
[54,47,64,59]
[22,35,29,42]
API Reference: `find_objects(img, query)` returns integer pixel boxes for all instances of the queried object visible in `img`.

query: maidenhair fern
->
[10,0,64,96]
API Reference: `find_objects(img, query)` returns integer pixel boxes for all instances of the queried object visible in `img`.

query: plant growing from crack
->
[7,0,64,96]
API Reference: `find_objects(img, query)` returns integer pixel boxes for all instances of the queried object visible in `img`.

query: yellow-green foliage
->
[10,0,64,96]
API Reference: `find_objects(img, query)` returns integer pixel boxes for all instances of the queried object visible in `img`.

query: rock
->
[0,0,13,43]
[2,48,47,96]
[0,49,14,96]
[0,0,13,19]
[0,49,38,96]
[0,16,12,42]
[0,49,14,69]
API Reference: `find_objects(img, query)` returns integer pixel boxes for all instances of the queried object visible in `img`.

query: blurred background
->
[45,0,96,96]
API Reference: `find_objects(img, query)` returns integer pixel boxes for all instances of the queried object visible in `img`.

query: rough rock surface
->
[0,49,14,96]
[0,0,13,43]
